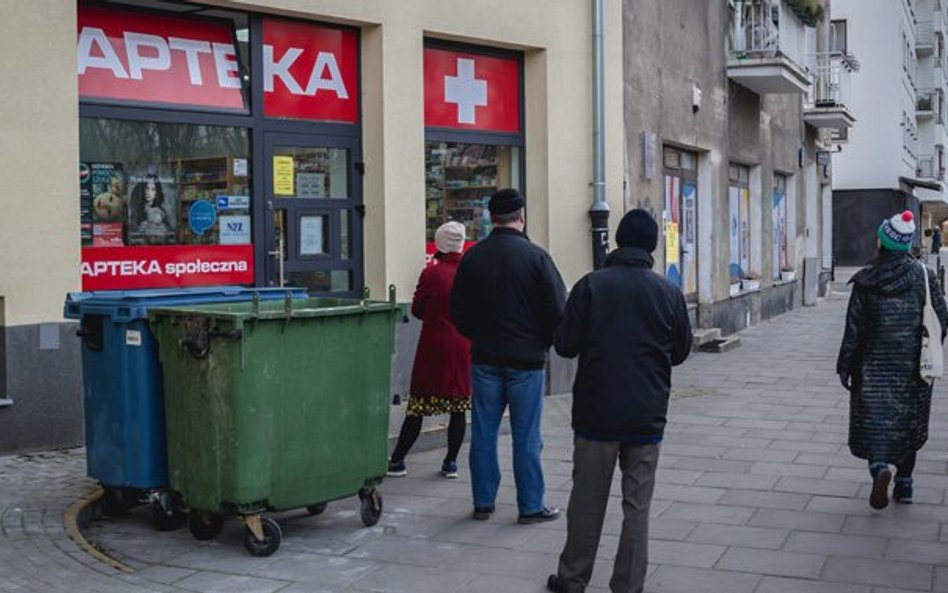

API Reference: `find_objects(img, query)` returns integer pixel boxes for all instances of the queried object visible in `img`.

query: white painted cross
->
[444,58,487,125]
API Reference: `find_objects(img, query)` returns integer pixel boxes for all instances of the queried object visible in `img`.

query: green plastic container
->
[149,290,401,556]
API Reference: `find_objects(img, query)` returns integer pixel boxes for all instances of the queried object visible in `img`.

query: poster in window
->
[91,163,127,224]
[92,223,125,247]
[274,156,295,196]
[219,215,251,245]
[300,215,326,255]
[127,169,177,246]
[297,172,326,199]
[728,186,741,281]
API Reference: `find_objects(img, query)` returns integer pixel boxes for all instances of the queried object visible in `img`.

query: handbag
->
[919,261,943,385]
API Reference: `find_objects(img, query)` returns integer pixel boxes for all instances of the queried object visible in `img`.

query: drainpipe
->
[590,0,610,270]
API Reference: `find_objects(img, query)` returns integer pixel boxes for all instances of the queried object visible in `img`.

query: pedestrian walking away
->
[545,209,692,593]
[388,221,472,480]
[931,226,942,254]
[838,211,948,509]
[450,188,567,524]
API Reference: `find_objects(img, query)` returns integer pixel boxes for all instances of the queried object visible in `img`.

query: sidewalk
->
[5,291,948,592]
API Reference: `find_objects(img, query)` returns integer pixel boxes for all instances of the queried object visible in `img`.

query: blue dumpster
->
[64,287,308,527]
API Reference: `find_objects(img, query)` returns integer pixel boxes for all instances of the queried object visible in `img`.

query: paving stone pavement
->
[4,290,948,592]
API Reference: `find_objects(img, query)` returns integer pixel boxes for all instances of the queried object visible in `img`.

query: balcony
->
[917,153,945,181]
[728,0,813,95]
[919,21,936,54]
[804,53,857,129]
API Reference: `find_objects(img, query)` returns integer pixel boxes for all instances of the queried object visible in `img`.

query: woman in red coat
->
[388,221,472,479]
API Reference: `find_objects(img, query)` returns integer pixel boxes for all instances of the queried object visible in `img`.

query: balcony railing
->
[918,154,945,180]
[730,0,808,67]
[808,53,854,108]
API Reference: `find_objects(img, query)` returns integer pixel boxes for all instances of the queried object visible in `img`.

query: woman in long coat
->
[388,221,472,479]
[838,211,948,508]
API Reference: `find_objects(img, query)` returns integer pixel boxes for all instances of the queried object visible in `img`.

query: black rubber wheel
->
[100,487,133,518]
[242,517,282,557]
[187,511,223,541]
[359,489,382,527]
[151,501,178,531]
[306,502,328,516]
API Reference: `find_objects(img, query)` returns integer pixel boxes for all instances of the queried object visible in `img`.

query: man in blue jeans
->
[450,188,567,524]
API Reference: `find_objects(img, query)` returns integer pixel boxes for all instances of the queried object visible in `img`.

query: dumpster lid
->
[148,296,400,323]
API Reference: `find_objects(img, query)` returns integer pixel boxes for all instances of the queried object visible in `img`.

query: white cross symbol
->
[444,58,487,125]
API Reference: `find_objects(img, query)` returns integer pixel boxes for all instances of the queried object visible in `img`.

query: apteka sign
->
[78,6,359,121]
[81,245,254,290]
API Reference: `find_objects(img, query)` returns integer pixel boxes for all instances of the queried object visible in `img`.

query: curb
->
[62,485,135,574]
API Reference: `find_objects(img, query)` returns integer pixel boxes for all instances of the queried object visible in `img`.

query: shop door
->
[264,133,362,295]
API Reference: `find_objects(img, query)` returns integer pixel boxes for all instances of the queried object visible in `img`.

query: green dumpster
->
[148,289,402,557]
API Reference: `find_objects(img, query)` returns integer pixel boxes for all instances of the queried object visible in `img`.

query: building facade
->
[833,0,946,265]
[0,0,841,454]
[625,0,845,334]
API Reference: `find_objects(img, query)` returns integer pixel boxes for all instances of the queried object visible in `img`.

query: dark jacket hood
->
[851,251,918,296]
[605,246,655,269]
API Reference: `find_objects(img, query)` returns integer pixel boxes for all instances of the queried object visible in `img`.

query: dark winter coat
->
[554,247,693,442]
[837,251,948,462]
[450,227,567,370]
[409,252,471,399]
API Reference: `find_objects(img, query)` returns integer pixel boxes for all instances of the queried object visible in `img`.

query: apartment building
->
[625,0,848,334]
[833,0,946,265]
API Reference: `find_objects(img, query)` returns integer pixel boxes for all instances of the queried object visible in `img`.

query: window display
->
[80,118,250,248]
[424,141,520,244]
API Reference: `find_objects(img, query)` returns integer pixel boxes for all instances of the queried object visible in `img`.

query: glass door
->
[264,133,362,295]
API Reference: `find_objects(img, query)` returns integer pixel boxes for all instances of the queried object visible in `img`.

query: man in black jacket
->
[451,188,567,524]
[547,209,692,593]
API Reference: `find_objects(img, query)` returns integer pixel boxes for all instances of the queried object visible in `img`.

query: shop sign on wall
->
[77,5,245,110]
[424,47,521,133]
[262,19,359,122]
[81,245,254,290]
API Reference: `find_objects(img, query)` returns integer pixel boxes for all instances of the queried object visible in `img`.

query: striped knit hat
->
[878,210,916,252]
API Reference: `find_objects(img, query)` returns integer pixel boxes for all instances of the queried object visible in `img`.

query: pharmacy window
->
[422,41,523,262]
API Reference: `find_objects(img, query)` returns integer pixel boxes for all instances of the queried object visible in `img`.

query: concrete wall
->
[833,188,917,265]
[0,1,83,452]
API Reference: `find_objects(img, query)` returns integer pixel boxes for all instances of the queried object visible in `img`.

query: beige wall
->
[223,0,625,293]
[0,1,80,326]
[1,0,623,328]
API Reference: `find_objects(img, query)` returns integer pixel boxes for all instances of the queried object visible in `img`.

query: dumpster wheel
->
[306,502,328,516]
[187,510,223,541]
[359,488,383,527]
[242,516,282,557]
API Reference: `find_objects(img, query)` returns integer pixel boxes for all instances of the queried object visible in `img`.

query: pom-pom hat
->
[878,210,916,252]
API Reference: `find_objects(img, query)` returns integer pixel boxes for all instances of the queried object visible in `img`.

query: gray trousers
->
[556,438,659,593]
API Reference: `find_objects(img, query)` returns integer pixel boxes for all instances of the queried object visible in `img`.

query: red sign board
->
[81,245,254,290]
[424,48,520,133]
[77,5,245,110]
[263,19,359,122]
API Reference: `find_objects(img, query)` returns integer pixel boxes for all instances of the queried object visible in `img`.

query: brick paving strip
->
[4,289,948,592]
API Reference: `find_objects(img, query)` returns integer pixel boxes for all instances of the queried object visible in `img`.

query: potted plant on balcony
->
[786,0,825,26]
[780,266,797,282]
[741,272,761,292]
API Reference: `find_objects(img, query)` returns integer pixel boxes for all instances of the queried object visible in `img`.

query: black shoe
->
[547,574,567,593]
[870,468,892,510]
[472,505,495,520]
[893,478,914,504]
[518,506,560,524]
